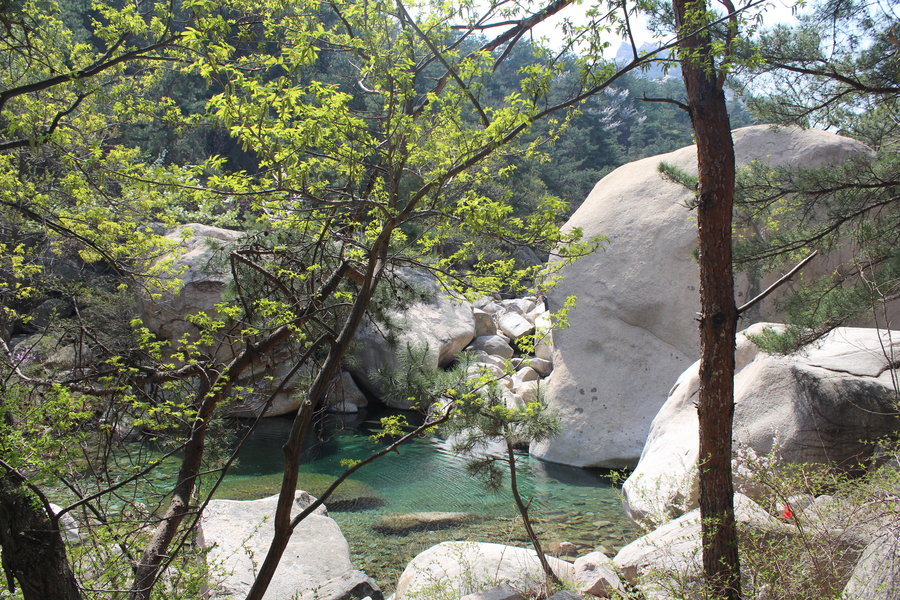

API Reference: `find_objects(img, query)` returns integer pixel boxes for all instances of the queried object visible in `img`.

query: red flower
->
[780,504,794,519]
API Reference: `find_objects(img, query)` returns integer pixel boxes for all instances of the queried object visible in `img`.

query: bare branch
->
[738,250,818,315]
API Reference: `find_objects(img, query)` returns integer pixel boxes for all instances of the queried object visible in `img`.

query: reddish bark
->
[672,0,742,598]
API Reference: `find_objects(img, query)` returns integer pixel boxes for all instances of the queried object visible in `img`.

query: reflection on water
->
[225,407,641,589]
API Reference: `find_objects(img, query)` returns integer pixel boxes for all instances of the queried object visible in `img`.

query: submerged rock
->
[212,472,384,511]
[371,511,476,535]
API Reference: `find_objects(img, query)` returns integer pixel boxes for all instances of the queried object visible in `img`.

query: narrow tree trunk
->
[672,0,741,598]
[0,472,82,600]
[505,440,561,589]
[131,263,350,599]
[244,235,391,600]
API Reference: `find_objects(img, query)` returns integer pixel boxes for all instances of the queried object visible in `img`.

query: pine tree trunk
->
[0,472,82,600]
[672,0,741,597]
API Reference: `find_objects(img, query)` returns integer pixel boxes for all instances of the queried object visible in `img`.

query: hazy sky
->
[527,0,802,51]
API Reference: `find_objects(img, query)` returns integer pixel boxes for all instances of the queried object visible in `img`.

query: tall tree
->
[671,0,741,597]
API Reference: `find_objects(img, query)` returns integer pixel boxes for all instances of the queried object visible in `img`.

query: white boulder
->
[498,312,534,341]
[473,309,498,337]
[622,324,900,525]
[200,491,357,600]
[533,125,875,468]
[843,528,900,600]
[49,503,80,544]
[613,494,784,587]
[141,223,242,357]
[469,335,515,360]
[348,271,475,408]
[394,541,574,600]
[573,551,626,597]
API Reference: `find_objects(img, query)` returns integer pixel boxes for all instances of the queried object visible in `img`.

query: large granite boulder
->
[393,541,574,600]
[613,494,786,595]
[348,270,475,408]
[141,223,242,355]
[622,324,900,525]
[199,491,368,600]
[532,125,874,468]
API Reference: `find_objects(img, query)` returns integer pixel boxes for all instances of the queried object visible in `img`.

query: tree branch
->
[643,94,690,111]
[738,250,818,315]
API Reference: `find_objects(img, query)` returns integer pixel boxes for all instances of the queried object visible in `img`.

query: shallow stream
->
[218,408,641,589]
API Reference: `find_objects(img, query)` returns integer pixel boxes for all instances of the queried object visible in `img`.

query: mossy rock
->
[211,472,384,511]
[371,511,477,536]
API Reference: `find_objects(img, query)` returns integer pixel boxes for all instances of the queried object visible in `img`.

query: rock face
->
[325,371,369,414]
[348,270,475,408]
[200,491,360,600]
[622,324,900,525]
[394,541,574,600]
[613,494,785,590]
[141,223,242,353]
[532,125,874,468]
[843,528,900,600]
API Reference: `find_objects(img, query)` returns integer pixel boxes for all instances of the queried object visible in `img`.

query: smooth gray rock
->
[226,359,313,418]
[469,335,515,360]
[843,529,900,600]
[545,592,581,600]
[474,309,498,337]
[200,491,355,600]
[326,371,368,413]
[523,357,553,377]
[141,223,242,357]
[622,324,900,525]
[614,494,786,586]
[574,551,625,597]
[459,583,524,600]
[347,271,474,407]
[49,503,80,544]
[533,126,877,469]
[497,312,534,341]
[394,541,574,600]
[512,366,539,387]
[314,570,384,600]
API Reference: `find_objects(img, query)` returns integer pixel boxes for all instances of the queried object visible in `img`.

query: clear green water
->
[221,408,641,589]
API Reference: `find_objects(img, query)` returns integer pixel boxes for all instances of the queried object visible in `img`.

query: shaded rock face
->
[199,491,359,600]
[394,541,574,600]
[621,324,900,526]
[533,125,875,469]
[347,270,475,408]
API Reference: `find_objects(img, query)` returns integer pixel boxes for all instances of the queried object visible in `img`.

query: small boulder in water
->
[372,511,476,535]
